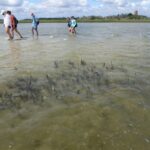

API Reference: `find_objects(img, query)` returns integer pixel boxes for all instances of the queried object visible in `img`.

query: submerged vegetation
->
[0,60,149,110]
[0,60,149,150]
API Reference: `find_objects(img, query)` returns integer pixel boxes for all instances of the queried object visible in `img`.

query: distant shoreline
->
[1,19,150,24]
[1,13,150,24]
[18,20,150,23]
[15,19,150,23]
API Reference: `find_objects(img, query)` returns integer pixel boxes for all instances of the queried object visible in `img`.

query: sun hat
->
[0,10,6,15]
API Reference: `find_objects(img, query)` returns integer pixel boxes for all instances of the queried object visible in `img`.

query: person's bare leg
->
[15,28,23,38]
[5,27,12,40]
[11,29,14,39]
[71,28,73,33]
[71,28,75,34]
[32,28,34,36]
[35,28,38,36]
[74,28,76,34]
[68,27,71,32]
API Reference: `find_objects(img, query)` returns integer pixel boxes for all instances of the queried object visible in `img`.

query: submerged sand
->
[0,60,149,150]
[0,23,150,150]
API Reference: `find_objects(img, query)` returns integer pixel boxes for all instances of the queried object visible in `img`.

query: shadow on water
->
[0,60,149,150]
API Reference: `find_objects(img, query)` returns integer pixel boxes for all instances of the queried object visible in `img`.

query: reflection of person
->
[0,10,13,40]
[9,41,21,68]
[31,13,39,37]
[70,16,77,34]
[7,10,23,39]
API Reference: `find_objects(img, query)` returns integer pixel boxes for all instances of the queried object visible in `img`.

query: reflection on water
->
[9,42,21,68]
[0,23,150,150]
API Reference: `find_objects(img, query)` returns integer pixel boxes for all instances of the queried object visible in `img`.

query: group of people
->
[67,16,78,34]
[0,10,23,40]
[1,10,39,40]
[1,10,78,40]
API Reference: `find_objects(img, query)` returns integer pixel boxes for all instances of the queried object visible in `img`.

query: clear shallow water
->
[0,23,150,78]
[0,23,150,150]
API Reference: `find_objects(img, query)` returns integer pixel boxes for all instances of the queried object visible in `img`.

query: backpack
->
[14,16,18,25]
[36,19,39,25]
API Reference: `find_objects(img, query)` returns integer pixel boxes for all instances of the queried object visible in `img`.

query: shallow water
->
[0,23,150,150]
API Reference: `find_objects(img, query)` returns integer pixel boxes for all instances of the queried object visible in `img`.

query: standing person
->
[31,13,39,37]
[70,16,77,34]
[7,11,23,39]
[0,10,13,40]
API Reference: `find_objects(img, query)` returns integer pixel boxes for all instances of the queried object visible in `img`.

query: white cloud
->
[1,0,150,19]
[101,0,127,7]
[141,0,150,5]
[41,0,88,8]
[0,0,23,6]
[16,0,89,18]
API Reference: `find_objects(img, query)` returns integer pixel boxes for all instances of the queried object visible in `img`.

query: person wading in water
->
[1,10,13,40]
[7,10,23,39]
[31,13,39,37]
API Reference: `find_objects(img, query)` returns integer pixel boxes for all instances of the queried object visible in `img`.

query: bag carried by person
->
[36,19,40,25]
[13,16,19,25]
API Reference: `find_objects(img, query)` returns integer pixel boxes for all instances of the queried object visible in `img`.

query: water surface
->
[0,23,150,150]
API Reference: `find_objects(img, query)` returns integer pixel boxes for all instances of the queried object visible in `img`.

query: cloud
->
[41,0,88,8]
[1,0,150,19]
[101,0,127,7]
[0,0,23,6]
[141,0,150,5]
[15,0,89,18]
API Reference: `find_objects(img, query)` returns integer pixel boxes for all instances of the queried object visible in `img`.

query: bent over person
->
[7,11,23,39]
[70,16,78,34]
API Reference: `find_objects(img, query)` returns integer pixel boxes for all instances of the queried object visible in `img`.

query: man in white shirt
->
[1,10,13,40]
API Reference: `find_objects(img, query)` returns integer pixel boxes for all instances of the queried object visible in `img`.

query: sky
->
[0,0,150,19]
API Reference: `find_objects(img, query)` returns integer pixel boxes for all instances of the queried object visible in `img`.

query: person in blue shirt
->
[70,16,77,34]
[31,13,39,37]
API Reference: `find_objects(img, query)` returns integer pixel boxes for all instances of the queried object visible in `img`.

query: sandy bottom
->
[0,60,149,150]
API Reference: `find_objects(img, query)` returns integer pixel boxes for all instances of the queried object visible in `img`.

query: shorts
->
[5,25,11,29]
[12,25,17,29]
[32,25,38,30]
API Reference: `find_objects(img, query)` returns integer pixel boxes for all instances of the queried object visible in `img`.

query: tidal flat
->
[0,23,150,150]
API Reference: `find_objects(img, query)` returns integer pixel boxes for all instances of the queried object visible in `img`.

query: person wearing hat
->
[1,10,13,40]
